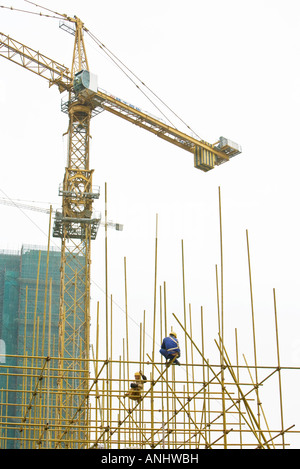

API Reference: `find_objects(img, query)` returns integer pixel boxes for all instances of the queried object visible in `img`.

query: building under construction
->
[0,4,299,450]
[0,244,85,448]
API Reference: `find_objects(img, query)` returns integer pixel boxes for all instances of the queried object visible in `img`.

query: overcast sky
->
[0,0,299,447]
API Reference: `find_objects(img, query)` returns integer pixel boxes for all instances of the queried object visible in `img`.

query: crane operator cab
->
[73,70,98,98]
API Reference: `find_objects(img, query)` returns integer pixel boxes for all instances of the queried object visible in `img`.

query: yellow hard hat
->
[134,372,141,379]
[169,331,177,338]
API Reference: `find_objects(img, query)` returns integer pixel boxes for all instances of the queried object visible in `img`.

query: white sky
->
[0,0,299,448]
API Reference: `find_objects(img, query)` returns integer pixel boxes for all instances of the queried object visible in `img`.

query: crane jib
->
[0,32,71,90]
[0,33,241,174]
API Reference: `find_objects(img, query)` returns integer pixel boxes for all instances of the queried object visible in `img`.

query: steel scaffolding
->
[0,187,299,449]
[0,349,298,448]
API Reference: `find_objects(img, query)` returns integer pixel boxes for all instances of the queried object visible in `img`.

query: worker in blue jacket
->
[159,332,180,365]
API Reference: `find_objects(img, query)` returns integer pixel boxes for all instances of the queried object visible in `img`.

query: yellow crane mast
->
[0,11,241,447]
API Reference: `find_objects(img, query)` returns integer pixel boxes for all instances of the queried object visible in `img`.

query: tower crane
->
[0,7,241,447]
[0,197,123,230]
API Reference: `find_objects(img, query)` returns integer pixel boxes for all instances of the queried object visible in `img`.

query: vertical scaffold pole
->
[273,288,285,449]
[218,186,227,448]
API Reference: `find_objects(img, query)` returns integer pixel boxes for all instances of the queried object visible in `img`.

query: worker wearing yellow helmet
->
[159,331,180,365]
[125,371,147,404]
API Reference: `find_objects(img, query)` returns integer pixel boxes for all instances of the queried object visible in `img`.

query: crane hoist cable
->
[86,29,203,142]
[86,30,178,130]
[24,0,67,18]
[0,3,62,20]
[23,0,203,139]
[6,1,203,142]
[23,0,83,25]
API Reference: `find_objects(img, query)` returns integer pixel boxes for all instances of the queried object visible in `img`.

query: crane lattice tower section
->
[52,19,100,443]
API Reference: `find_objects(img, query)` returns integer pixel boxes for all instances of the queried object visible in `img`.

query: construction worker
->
[125,371,147,404]
[159,332,180,365]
